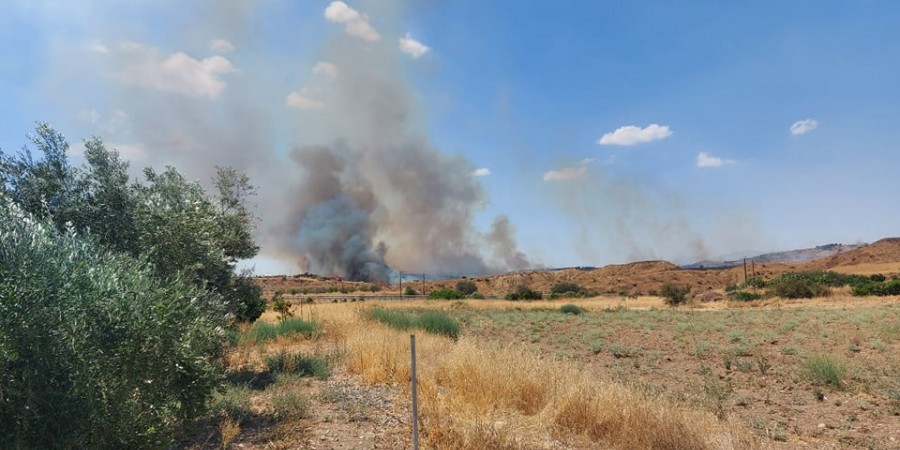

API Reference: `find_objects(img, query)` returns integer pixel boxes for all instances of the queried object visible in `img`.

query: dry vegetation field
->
[184,294,899,450]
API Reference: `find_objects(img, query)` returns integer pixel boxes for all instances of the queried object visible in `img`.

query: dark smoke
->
[36,0,535,281]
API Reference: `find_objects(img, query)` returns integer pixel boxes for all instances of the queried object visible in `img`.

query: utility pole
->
[743,258,748,282]
[399,271,403,297]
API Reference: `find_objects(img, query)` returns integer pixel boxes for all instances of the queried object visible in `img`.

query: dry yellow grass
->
[310,301,761,450]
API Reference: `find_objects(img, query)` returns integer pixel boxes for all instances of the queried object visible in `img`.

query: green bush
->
[660,283,691,306]
[744,277,766,288]
[404,285,418,295]
[870,274,886,283]
[559,304,585,315]
[551,283,585,297]
[0,201,227,448]
[730,290,763,302]
[505,285,542,301]
[851,279,900,296]
[428,288,465,300]
[769,278,830,299]
[456,280,478,295]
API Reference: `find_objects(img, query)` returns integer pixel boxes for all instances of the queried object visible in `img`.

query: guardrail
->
[286,294,429,302]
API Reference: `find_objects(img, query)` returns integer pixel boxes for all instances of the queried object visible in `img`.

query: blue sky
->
[2,1,899,275]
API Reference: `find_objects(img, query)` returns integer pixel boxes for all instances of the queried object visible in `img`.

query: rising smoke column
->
[263,2,537,281]
[35,0,534,280]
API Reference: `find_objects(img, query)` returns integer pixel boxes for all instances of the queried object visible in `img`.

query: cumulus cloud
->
[696,151,735,168]
[597,124,672,146]
[399,33,429,58]
[543,159,591,181]
[790,119,818,135]
[471,167,491,177]
[210,38,234,53]
[114,41,235,98]
[313,61,339,77]
[286,88,324,109]
[324,1,380,42]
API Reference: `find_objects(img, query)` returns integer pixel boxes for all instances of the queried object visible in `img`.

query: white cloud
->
[696,151,735,168]
[115,42,235,98]
[399,33,429,58]
[790,119,818,135]
[543,159,591,181]
[471,168,491,177]
[324,1,380,42]
[89,42,109,54]
[313,61,339,77]
[286,89,324,109]
[597,124,672,146]
[210,39,234,53]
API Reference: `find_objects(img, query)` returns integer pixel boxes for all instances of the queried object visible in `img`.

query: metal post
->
[399,271,403,297]
[410,335,419,450]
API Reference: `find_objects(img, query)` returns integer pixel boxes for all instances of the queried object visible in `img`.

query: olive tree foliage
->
[0,200,228,448]
[0,122,264,322]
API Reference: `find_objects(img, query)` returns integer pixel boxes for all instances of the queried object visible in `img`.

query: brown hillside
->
[254,237,900,299]
[803,237,900,270]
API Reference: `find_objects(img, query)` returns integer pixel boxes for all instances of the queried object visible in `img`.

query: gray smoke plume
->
[33,0,533,281]
[543,162,766,265]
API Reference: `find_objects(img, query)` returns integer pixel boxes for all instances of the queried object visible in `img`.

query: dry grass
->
[312,302,759,449]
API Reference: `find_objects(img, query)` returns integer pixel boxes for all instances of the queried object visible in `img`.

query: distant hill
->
[254,238,900,299]
[681,243,865,269]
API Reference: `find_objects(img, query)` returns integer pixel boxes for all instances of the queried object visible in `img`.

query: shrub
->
[769,278,830,299]
[559,304,585,315]
[265,351,331,379]
[851,279,900,296]
[660,283,691,306]
[226,274,265,322]
[744,277,766,288]
[456,280,478,295]
[428,288,465,300]
[271,390,310,420]
[551,283,584,297]
[505,285,542,301]
[870,274,886,283]
[404,285,418,295]
[0,201,227,448]
[805,354,846,389]
[271,291,292,321]
[729,290,763,302]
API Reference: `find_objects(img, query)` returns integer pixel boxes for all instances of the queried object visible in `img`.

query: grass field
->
[185,295,900,449]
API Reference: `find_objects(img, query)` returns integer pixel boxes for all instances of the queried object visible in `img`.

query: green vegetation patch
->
[243,319,318,344]
[369,308,460,339]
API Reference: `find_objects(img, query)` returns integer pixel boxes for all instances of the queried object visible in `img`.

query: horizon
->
[3,1,898,278]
